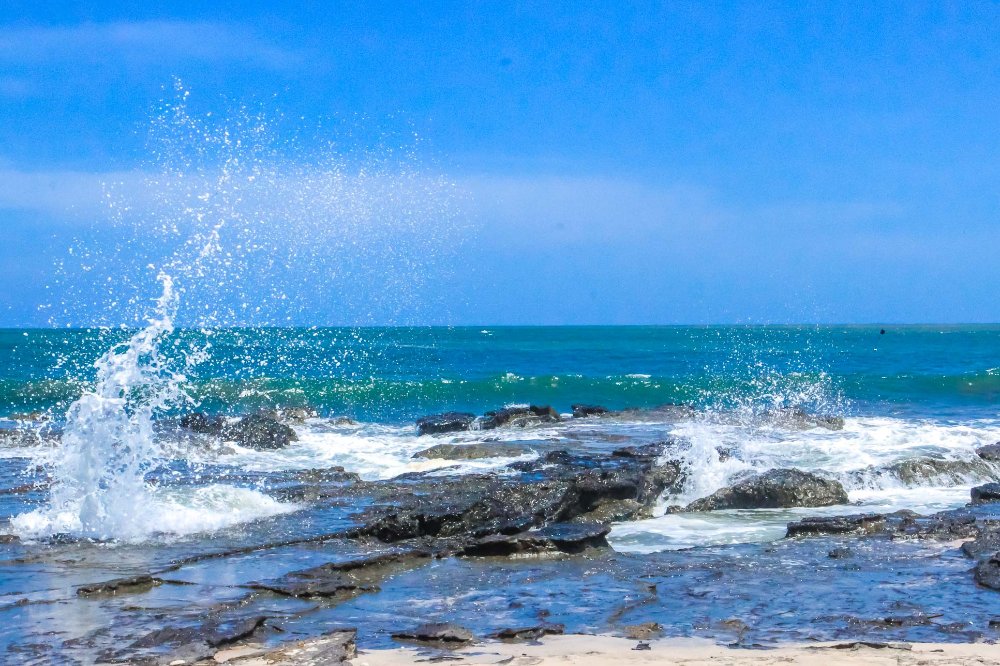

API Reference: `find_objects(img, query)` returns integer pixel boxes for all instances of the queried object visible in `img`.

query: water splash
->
[14,84,463,540]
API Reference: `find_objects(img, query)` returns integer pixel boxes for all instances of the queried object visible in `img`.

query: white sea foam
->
[193,420,539,480]
[12,484,296,542]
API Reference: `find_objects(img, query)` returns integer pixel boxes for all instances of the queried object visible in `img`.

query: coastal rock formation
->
[391,622,475,646]
[179,411,226,435]
[224,414,298,450]
[685,468,848,512]
[786,514,887,538]
[976,443,1000,462]
[461,523,610,557]
[481,405,561,429]
[416,411,477,435]
[885,457,998,486]
[572,404,609,418]
[765,407,845,431]
[972,483,1000,505]
[412,442,534,460]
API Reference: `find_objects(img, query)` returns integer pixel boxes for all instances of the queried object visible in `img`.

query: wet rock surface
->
[7,407,1000,663]
[412,442,534,460]
[223,414,298,450]
[391,622,475,646]
[972,483,1000,504]
[685,469,849,511]
[416,412,477,435]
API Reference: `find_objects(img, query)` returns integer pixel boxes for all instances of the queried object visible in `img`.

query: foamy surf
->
[11,483,296,542]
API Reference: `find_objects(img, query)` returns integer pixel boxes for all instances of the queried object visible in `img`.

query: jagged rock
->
[977,443,1000,462]
[481,405,560,429]
[359,448,682,543]
[828,547,854,559]
[224,414,297,450]
[461,523,610,557]
[786,514,887,538]
[572,404,609,418]
[492,623,564,640]
[416,412,477,436]
[975,555,1000,590]
[77,575,162,596]
[685,469,848,512]
[972,483,1000,504]
[179,412,225,436]
[392,622,474,645]
[412,442,534,460]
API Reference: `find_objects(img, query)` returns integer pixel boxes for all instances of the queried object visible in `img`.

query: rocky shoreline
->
[3,404,1000,664]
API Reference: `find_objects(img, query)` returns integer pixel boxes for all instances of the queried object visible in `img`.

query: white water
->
[12,274,297,541]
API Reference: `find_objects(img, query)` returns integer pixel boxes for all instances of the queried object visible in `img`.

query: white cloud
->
[0,20,302,70]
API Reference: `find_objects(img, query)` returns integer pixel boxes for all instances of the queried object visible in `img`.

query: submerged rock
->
[223,414,297,450]
[685,469,848,512]
[972,483,1000,505]
[416,412,477,436]
[412,442,534,460]
[77,575,162,596]
[392,622,475,646]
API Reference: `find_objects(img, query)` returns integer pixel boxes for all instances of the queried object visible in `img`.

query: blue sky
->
[1,2,998,325]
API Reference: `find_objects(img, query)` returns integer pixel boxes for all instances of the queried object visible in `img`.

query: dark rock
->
[223,414,297,450]
[962,526,1000,559]
[392,622,474,645]
[359,448,682,542]
[972,483,1000,504]
[622,622,662,640]
[179,412,225,436]
[0,534,20,544]
[412,442,534,460]
[787,514,886,538]
[686,469,848,512]
[828,547,854,559]
[633,642,652,651]
[492,623,564,641]
[416,412,477,436]
[461,523,610,557]
[977,443,1000,462]
[572,404,609,418]
[974,555,1000,590]
[481,405,560,430]
[332,416,357,426]
[77,575,162,596]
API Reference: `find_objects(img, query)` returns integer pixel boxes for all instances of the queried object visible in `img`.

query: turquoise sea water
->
[2,325,998,424]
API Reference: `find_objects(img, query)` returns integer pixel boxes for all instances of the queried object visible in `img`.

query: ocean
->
[2,324,1000,658]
